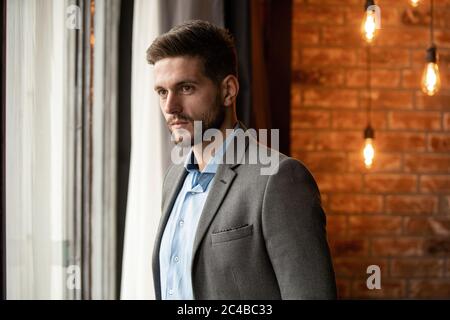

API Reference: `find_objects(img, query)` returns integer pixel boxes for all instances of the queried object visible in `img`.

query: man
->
[147,20,336,300]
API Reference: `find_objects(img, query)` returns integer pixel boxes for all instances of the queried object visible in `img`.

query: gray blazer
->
[152,126,337,299]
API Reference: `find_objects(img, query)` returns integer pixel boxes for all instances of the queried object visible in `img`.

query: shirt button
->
[168,289,173,295]
[179,220,184,226]
[174,256,180,263]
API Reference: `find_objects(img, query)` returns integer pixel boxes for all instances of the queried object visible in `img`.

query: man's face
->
[154,56,225,146]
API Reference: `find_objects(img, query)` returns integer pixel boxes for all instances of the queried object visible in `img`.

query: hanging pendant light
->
[363,45,375,169]
[361,0,380,43]
[410,0,421,7]
[421,0,441,96]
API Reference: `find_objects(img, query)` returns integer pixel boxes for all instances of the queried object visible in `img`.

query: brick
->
[346,69,401,89]
[441,196,450,215]
[291,110,330,129]
[351,279,406,299]
[291,84,301,106]
[315,173,363,193]
[416,91,450,110]
[332,111,387,130]
[361,90,413,110]
[377,28,430,48]
[446,259,450,277]
[405,217,450,236]
[371,237,424,256]
[401,5,450,29]
[327,215,347,236]
[404,154,450,173]
[409,280,450,298]
[420,175,450,193]
[294,151,347,172]
[428,133,450,152]
[291,68,345,87]
[316,131,362,152]
[333,257,388,279]
[321,26,361,46]
[365,174,417,193]
[302,48,358,67]
[369,48,411,68]
[388,111,442,131]
[293,6,345,25]
[305,0,361,5]
[329,194,383,214]
[424,238,450,256]
[401,69,422,89]
[390,258,444,277]
[386,195,438,215]
[290,130,317,151]
[349,216,402,236]
[303,88,358,108]
[347,152,402,173]
[445,113,450,131]
[376,132,426,152]
[292,24,320,45]
[329,237,369,257]
[435,30,450,49]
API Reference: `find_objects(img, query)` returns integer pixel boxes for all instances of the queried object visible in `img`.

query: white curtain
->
[6,0,69,299]
[120,0,165,300]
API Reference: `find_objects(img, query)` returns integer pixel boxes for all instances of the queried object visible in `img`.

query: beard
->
[169,92,225,147]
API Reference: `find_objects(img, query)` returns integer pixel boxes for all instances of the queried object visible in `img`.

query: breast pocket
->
[211,224,253,245]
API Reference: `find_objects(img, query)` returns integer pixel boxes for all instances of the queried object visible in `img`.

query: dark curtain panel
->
[225,0,292,155]
[116,0,134,299]
[158,0,224,33]
[224,0,252,128]
[263,0,292,155]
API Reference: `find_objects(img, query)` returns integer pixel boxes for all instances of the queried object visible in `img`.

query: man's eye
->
[181,85,193,93]
[158,89,168,98]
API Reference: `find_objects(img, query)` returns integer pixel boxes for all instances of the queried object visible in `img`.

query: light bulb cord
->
[366,45,372,126]
[430,0,435,46]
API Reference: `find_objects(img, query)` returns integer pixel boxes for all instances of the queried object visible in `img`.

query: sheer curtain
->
[6,0,120,299]
[6,0,69,299]
[120,0,164,300]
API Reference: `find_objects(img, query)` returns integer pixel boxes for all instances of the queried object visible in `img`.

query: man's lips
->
[171,121,189,128]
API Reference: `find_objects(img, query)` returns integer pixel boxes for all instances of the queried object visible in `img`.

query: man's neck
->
[193,119,237,172]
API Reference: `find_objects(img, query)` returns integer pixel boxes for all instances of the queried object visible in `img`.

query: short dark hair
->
[147,20,238,84]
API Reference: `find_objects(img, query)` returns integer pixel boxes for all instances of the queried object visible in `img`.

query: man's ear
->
[221,75,239,107]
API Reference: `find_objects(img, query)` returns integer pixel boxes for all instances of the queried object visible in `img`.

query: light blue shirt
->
[159,125,238,300]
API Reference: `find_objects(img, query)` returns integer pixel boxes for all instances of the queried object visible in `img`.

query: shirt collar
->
[184,122,240,174]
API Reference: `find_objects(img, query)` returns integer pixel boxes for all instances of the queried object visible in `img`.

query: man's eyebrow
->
[154,80,200,92]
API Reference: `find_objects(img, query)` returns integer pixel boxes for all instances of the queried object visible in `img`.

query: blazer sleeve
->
[261,157,337,299]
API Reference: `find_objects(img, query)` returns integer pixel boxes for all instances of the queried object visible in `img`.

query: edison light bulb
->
[362,9,377,43]
[363,138,375,169]
[410,0,420,7]
[422,46,441,96]
[363,125,375,169]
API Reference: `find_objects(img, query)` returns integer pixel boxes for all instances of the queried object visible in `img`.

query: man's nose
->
[163,91,182,115]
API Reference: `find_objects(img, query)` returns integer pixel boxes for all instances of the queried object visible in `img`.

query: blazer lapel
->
[191,129,250,267]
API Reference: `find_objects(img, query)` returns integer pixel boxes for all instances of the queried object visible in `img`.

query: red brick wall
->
[291,0,450,298]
